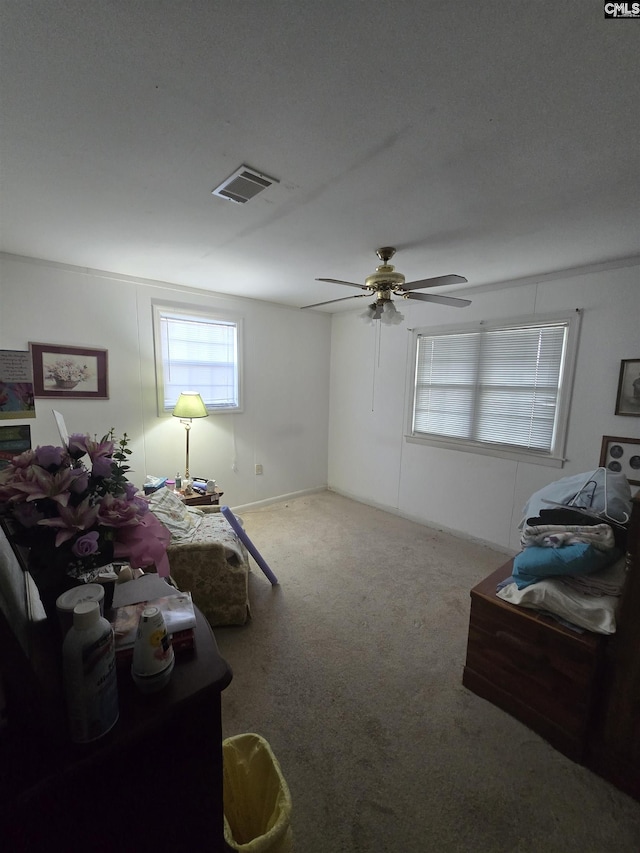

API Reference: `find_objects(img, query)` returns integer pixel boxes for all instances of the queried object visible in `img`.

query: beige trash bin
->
[222,733,293,853]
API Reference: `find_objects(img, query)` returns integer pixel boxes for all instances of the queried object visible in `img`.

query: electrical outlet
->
[255,463,263,475]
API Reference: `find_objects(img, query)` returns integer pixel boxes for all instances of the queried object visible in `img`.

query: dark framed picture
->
[30,342,109,399]
[615,358,640,416]
[0,424,31,471]
[600,435,640,486]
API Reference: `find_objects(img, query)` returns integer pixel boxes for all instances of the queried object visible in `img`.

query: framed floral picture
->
[615,358,640,416]
[30,342,109,399]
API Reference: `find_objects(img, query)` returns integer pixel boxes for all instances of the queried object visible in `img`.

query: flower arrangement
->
[45,358,92,385]
[0,431,170,593]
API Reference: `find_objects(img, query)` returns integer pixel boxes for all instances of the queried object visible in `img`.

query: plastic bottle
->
[131,606,175,693]
[175,472,182,491]
[62,600,119,744]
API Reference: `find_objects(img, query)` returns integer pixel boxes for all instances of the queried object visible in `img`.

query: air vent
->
[211,165,279,203]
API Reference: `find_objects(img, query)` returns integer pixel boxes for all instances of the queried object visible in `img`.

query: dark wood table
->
[180,488,224,507]
[0,605,233,852]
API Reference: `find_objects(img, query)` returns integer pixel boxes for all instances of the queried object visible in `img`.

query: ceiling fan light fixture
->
[360,303,376,323]
[360,297,407,324]
[381,300,404,325]
[360,301,384,323]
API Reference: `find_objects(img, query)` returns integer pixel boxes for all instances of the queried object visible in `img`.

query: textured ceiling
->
[1,1,638,312]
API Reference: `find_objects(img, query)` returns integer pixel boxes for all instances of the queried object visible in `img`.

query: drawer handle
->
[495,630,546,661]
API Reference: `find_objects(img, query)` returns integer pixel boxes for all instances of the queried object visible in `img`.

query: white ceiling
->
[1,2,638,313]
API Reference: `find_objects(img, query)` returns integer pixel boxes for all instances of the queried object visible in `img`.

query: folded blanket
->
[512,542,621,589]
[170,512,246,563]
[559,555,628,597]
[520,522,615,552]
[497,580,620,634]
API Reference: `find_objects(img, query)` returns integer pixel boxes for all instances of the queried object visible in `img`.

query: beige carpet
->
[214,491,640,852]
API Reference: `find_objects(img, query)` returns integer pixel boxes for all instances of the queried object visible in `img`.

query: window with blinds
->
[409,312,581,465]
[153,304,242,414]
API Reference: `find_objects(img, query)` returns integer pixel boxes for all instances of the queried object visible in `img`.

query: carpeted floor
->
[214,491,640,852]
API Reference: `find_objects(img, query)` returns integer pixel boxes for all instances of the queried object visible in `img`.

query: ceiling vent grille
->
[211,165,279,203]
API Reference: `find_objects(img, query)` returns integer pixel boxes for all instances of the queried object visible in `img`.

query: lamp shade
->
[172,391,208,419]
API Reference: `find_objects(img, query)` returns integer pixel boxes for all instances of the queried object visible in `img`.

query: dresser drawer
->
[464,574,605,759]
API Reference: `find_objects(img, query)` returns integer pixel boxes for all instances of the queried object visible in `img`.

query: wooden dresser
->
[463,492,640,800]
[0,520,234,852]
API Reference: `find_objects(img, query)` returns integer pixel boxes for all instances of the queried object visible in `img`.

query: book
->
[111,573,179,608]
[110,590,197,652]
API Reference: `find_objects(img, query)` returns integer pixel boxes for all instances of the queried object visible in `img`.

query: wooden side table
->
[0,605,233,852]
[180,488,224,507]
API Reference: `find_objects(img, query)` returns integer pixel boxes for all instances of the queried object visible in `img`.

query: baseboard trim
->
[228,486,327,514]
[327,485,513,556]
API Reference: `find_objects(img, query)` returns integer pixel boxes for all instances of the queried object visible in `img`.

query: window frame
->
[152,301,244,417]
[405,310,582,468]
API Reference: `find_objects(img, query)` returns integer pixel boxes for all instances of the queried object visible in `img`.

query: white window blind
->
[154,305,241,413]
[411,314,579,460]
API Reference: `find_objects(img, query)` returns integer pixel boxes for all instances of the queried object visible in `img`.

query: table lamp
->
[172,391,208,493]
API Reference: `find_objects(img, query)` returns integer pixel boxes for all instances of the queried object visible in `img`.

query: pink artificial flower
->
[1,465,74,508]
[69,468,90,494]
[14,465,76,507]
[67,433,90,460]
[38,496,100,546]
[91,455,113,478]
[0,462,35,502]
[6,449,36,469]
[84,437,115,461]
[97,492,147,528]
[35,445,65,469]
[124,481,138,501]
[71,530,100,558]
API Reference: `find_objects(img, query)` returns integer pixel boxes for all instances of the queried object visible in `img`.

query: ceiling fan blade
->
[315,278,369,291]
[302,294,370,309]
[405,292,471,308]
[402,274,468,291]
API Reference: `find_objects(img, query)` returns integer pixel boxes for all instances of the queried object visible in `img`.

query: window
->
[408,312,581,466]
[153,303,242,414]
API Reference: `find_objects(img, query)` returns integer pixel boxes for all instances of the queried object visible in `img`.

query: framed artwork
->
[0,349,35,419]
[599,435,640,486]
[30,342,109,399]
[615,358,640,416]
[0,424,31,471]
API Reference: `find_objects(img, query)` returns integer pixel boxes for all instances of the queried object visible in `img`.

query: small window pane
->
[154,306,241,413]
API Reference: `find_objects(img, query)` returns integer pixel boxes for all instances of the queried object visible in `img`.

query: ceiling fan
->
[302,247,471,322]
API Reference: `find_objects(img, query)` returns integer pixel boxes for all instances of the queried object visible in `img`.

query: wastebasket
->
[222,732,293,853]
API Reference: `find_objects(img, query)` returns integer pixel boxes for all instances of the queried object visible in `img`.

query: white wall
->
[328,260,640,552]
[3,253,639,553]
[0,255,331,507]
